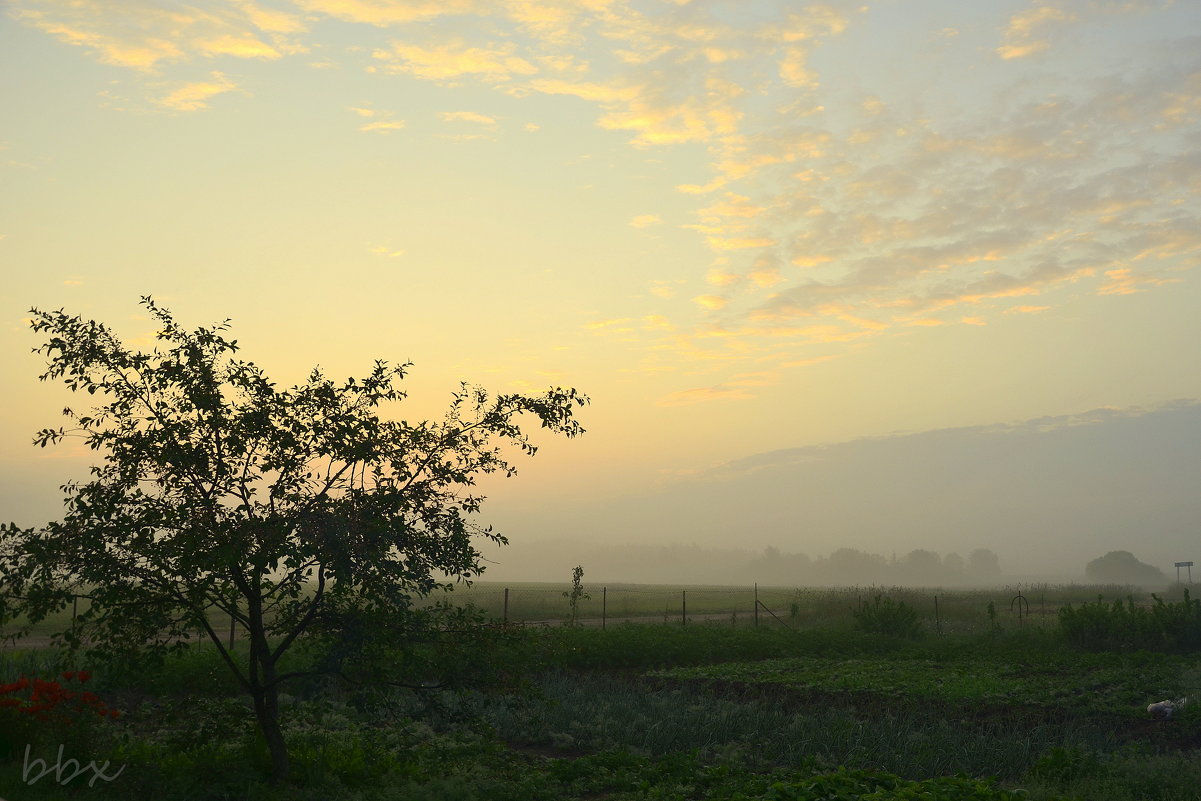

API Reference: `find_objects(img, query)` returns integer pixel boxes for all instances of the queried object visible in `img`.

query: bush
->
[1058,589,1201,651]
[852,595,922,639]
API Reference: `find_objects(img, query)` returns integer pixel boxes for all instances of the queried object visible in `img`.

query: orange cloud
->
[156,72,238,112]
[692,295,728,310]
[996,4,1076,60]
[297,0,480,26]
[374,41,537,82]
[438,110,497,125]
[1096,268,1179,296]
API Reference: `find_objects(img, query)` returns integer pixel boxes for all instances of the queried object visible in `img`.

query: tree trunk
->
[252,683,289,783]
[242,571,289,783]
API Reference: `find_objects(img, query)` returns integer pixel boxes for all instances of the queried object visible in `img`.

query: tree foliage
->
[0,297,588,781]
[1084,550,1166,587]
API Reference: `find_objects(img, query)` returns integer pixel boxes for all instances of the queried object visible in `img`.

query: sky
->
[2,0,1200,582]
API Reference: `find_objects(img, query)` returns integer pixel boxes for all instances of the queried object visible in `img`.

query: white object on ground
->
[1147,697,1187,719]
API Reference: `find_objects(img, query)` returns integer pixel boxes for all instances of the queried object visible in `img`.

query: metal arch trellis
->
[1010,587,1029,624]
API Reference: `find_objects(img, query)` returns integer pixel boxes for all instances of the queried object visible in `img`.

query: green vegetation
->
[432,580,1152,630]
[851,594,922,638]
[4,586,1201,799]
[1059,590,1201,652]
[653,651,1195,720]
[2,298,587,782]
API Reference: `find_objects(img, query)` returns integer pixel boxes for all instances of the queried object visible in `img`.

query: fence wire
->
[0,582,1147,642]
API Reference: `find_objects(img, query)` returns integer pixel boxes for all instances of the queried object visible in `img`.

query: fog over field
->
[3,0,1201,595]
[482,400,1201,584]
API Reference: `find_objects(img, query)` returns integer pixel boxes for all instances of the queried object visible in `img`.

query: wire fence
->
[433,582,1106,632]
[1,580,1163,645]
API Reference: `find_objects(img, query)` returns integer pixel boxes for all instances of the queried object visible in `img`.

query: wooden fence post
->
[754,583,759,627]
[682,590,687,625]
[602,587,607,629]
[934,595,941,636]
[503,587,509,624]
[229,600,236,650]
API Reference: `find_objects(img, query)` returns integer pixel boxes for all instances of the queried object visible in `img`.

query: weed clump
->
[852,595,922,639]
[1058,589,1201,651]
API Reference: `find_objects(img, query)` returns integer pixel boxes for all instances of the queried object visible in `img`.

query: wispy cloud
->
[996,3,1077,60]
[629,214,661,228]
[295,0,480,26]
[372,41,537,82]
[10,0,306,70]
[348,105,404,132]
[655,370,779,407]
[692,294,727,310]
[438,110,498,126]
[1096,268,1180,296]
[156,72,238,111]
[360,120,405,133]
[13,0,1200,404]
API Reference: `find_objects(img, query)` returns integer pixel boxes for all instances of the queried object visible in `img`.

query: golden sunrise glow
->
[2,0,1201,578]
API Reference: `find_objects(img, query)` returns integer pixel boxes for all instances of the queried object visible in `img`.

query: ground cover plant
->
[4,594,1201,800]
[651,651,1196,722]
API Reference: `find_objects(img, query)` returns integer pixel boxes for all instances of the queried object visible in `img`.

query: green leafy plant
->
[853,594,922,638]
[1056,591,1201,651]
[562,566,590,626]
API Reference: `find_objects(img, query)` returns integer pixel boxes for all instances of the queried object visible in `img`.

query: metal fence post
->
[682,590,687,625]
[602,587,607,629]
[934,594,941,636]
[503,587,509,624]
[754,583,759,627]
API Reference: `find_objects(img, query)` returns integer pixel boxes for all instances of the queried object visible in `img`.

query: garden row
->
[4,589,1201,799]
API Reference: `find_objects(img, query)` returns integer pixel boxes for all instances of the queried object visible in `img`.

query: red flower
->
[0,669,117,724]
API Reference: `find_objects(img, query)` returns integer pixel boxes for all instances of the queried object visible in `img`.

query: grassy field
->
[438,579,1169,630]
[3,584,1200,799]
[7,579,1171,641]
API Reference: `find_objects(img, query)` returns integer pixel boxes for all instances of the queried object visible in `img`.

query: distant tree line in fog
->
[489,538,1179,587]
[487,540,1009,586]
[747,546,1003,587]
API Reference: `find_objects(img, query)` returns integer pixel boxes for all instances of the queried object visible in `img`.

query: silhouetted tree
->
[0,298,588,783]
[968,548,1002,580]
[901,549,943,583]
[826,547,888,584]
[1085,550,1166,586]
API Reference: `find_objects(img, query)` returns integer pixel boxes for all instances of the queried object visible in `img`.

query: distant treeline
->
[747,546,1002,588]
[485,540,1005,586]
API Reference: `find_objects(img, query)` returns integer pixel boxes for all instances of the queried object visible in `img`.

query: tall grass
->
[437,581,1150,634]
